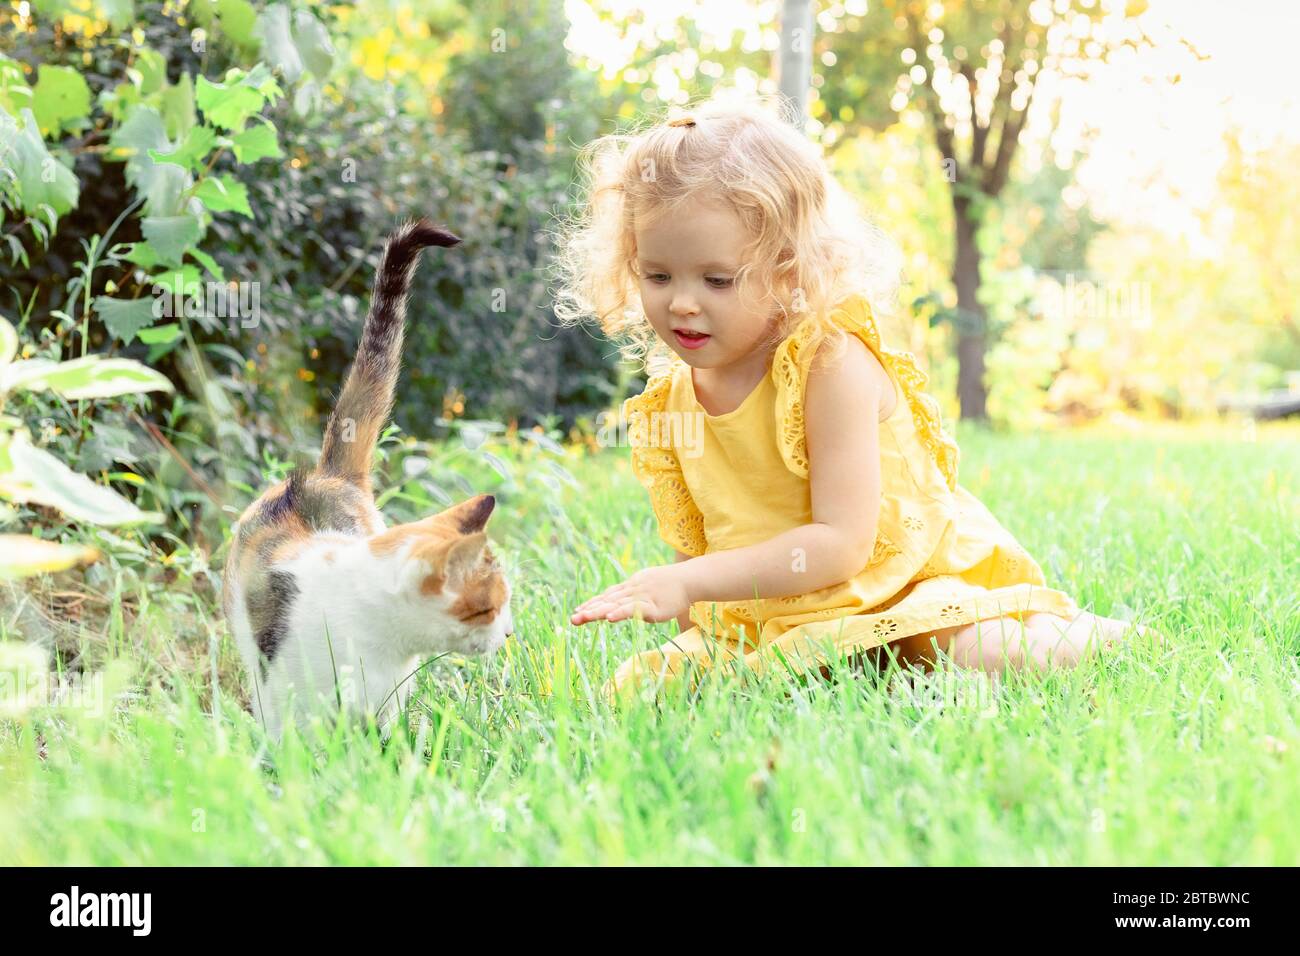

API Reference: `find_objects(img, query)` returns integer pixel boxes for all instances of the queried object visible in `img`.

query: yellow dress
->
[606,294,1082,700]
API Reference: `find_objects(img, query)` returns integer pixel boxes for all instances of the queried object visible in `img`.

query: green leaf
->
[129,47,166,96]
[195,73,264,132]
[109,103,168,161]
[292,79,321,118]
[148,124,216,170]
[142,163,193,218]
[93,296,158,344]
[3,236,29,269]
[146,265,220,323]
[193,174,252,217]
[216,0,259,50]
[159,73,196,141]
[141,213,203,266]
[257,5,336,83]
[31,65,91,136]
[98,77,140,124]
[240,63,282,96]
[293,8,336,78]
[0,55,33,117]
[229,121,281,163]
[122,241,163,270]
[0,108,79,215]
[258,4,304,83]
[98,0,135,31]
[188,247,225,282]
[144,340,179,364]
[80,422,140,471]
[188,0,216,27]
[148,264,201,285]
[0,315,17,367]
[0,432,163,526]
[147,265,202,297]
[144,266,205,323]
[137,323,180,345]
[108,104,179,212]
[0,534,99,580]
[1,355,174,399]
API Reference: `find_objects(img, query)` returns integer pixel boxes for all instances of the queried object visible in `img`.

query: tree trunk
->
[952,193,988,422]
[778,0,813,130]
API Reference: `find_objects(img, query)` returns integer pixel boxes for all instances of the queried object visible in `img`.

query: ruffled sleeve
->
[622,370,709,556]
[771,294,961,491]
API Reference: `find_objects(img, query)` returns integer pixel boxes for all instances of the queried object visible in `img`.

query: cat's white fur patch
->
[231,534,512,741]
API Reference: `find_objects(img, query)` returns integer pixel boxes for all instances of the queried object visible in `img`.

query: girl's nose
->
[669,294,699,317]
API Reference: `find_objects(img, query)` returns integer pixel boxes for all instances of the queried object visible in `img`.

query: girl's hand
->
[571,564,693,625]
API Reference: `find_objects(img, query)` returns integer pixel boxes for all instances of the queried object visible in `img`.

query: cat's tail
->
[319,218,460,486]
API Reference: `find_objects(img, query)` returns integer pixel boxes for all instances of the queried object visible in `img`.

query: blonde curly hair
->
[551,92,904,377]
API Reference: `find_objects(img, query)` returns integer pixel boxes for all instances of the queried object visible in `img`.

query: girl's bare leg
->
[875,610,1148,677]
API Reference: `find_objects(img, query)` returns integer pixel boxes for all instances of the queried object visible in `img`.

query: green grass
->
[1,422,1297,864]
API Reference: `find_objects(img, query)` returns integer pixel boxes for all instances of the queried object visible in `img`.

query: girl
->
[556,96,1153,702]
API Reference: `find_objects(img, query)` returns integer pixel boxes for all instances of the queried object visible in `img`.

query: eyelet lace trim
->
[692,588,1081,652]
[623,373,708,556]
[772,296,960,491]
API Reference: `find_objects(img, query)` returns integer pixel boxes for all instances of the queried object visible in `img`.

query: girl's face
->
[634,198,778,371]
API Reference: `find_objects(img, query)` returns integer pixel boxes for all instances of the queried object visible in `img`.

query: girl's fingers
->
[573,591,659,625]
[577,584,628,612]
[577,591,615,613]
[608,601,640,622]
[579,600,618,624]
[612,599,652,622]
[587,601,620,620]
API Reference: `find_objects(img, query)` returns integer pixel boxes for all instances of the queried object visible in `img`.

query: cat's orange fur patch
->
[449,563,508,622]
[367,519,466,596]
[365,518,505,605]
[410,533,463,596]
[367,518,454,556]
[236,511,310,579]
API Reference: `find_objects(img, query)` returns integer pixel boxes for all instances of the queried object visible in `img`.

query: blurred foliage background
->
[1,0,1297,588]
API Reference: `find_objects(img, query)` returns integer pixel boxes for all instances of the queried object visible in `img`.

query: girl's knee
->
[1028,611,1133,659]
[944,616,1022,671]
[1015,611,1131,669]
[944,614,1072,673]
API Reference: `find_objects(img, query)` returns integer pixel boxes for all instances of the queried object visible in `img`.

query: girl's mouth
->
[673,329,711,350]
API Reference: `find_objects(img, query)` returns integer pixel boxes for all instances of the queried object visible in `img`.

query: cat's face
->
[372,494,515,657]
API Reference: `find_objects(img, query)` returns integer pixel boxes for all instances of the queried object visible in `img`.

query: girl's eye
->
[645,273,669,284]
[706,277,734,289]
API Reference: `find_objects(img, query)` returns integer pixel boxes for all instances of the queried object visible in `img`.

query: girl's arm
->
[572,337,891,627]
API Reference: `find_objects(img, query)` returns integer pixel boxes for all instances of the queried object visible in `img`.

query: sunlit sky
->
[564,0,1300,249]
[1058,0,1300,246]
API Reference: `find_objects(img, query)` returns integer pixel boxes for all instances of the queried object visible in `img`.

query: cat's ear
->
[394,532,488,598]
[444,532,488,583]
[437,494,495,534]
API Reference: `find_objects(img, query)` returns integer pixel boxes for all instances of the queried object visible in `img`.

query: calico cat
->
[223,219,515,741]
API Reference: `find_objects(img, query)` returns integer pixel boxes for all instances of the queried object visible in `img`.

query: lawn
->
[0,422,1296,865]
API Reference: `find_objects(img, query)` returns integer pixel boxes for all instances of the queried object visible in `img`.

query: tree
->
[778,0,814,129]
[817,0,1157,420]
[1215,130,1300,372]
